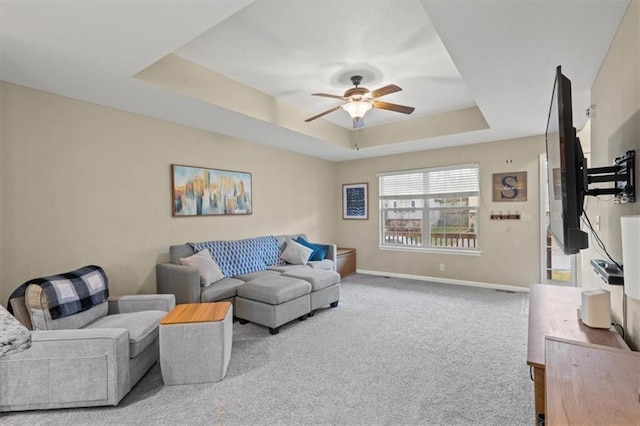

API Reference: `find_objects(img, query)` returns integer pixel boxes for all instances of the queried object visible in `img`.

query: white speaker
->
[580,289,611,329]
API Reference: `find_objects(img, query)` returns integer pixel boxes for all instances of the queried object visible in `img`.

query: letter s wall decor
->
[492,171,527,202]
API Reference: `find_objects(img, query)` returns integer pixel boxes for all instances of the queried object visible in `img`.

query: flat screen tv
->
[545,66,589,255]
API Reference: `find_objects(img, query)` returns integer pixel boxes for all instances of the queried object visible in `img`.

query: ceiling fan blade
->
[312,93,347,100]
[372,101,415,115]
[305,105,343,122]
[369,84,402,99]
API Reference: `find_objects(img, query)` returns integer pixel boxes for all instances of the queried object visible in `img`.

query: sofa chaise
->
[156,234,341,334]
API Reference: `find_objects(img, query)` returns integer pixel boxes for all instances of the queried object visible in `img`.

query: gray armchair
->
[1,268,175,412]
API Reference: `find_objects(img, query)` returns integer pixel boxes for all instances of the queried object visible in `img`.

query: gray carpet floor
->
[1,274,534,425]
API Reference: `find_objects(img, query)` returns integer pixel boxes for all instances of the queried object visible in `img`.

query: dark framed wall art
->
[492,171,527,202]
[343,183,368,220]
[171,164,252,216]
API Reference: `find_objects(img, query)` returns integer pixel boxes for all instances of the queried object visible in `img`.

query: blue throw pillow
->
[296,237,327,261]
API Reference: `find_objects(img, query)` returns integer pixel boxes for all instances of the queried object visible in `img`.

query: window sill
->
[378,245,481,256]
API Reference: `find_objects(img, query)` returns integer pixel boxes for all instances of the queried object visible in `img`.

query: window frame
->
[378,164,480,255]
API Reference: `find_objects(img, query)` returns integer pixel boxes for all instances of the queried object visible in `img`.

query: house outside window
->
[378,164,480,253]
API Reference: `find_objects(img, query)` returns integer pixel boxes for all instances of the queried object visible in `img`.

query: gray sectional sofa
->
[156,234,341,334]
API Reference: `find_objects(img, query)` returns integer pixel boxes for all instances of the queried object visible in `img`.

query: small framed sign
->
[343,183,368,220]
[493,171,527,202]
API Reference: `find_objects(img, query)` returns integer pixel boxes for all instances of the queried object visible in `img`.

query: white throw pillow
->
[180,248,224,287]
[280,239,314,265]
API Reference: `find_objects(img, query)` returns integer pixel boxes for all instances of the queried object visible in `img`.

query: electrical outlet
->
[439,264,445,272]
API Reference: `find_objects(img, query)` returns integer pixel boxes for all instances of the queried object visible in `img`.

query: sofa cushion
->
[169,244,196,265]
[276,234,307,251]
[9,296,32,330]
[307,259,335,270]
[282,269,341,291]
[23,265,109,321]
[238,276,311,305]
[26,283,108,331]
[179,248,224,287]
[234,269,280,282]
[85,310,166,358]
[295,237,327,261]
[189,236,282,277]
[280,239,314,265]
[269,264,309,273]
[200,278,245,302]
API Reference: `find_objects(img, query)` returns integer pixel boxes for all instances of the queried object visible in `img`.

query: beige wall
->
[582,0,640,349]
[0,79,547,307]
[335,136,545,288]
[0,83,337,305]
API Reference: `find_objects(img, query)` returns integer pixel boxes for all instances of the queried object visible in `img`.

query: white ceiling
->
[0,0,630,162]
[175,1,475,129]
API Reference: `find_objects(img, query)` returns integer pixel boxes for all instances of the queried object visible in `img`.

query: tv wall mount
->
[584,150,635,202]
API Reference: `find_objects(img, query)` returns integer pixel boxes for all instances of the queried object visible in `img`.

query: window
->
[378,164,480,252]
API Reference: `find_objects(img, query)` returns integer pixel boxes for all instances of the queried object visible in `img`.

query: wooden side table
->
[159,302,233,385]
[336,247,356,278]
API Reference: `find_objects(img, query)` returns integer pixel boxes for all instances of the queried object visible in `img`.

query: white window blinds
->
[378,164,479,197]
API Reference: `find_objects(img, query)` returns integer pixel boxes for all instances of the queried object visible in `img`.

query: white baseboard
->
[355,269,530,293]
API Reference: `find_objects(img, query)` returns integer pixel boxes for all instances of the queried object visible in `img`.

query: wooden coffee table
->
[159,302,232,385]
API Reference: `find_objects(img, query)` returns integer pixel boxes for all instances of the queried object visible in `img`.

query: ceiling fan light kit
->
[342,100,372,119]
[305,75,415,128]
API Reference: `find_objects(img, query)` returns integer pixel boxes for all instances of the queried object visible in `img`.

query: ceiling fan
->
[305,75,415,128]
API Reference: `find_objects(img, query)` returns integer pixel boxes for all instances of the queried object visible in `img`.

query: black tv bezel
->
[545,66,588,255]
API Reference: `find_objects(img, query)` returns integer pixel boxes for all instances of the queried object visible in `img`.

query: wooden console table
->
[526,284,628,421]
[545,336,640,425]
[336,247,356,278]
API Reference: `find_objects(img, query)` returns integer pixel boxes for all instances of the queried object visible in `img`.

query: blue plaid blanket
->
[12,265,109,320]
[189,236,283,278]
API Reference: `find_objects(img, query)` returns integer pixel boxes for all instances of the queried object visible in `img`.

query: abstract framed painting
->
[343,183,368,220]
[171,164,252,216]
